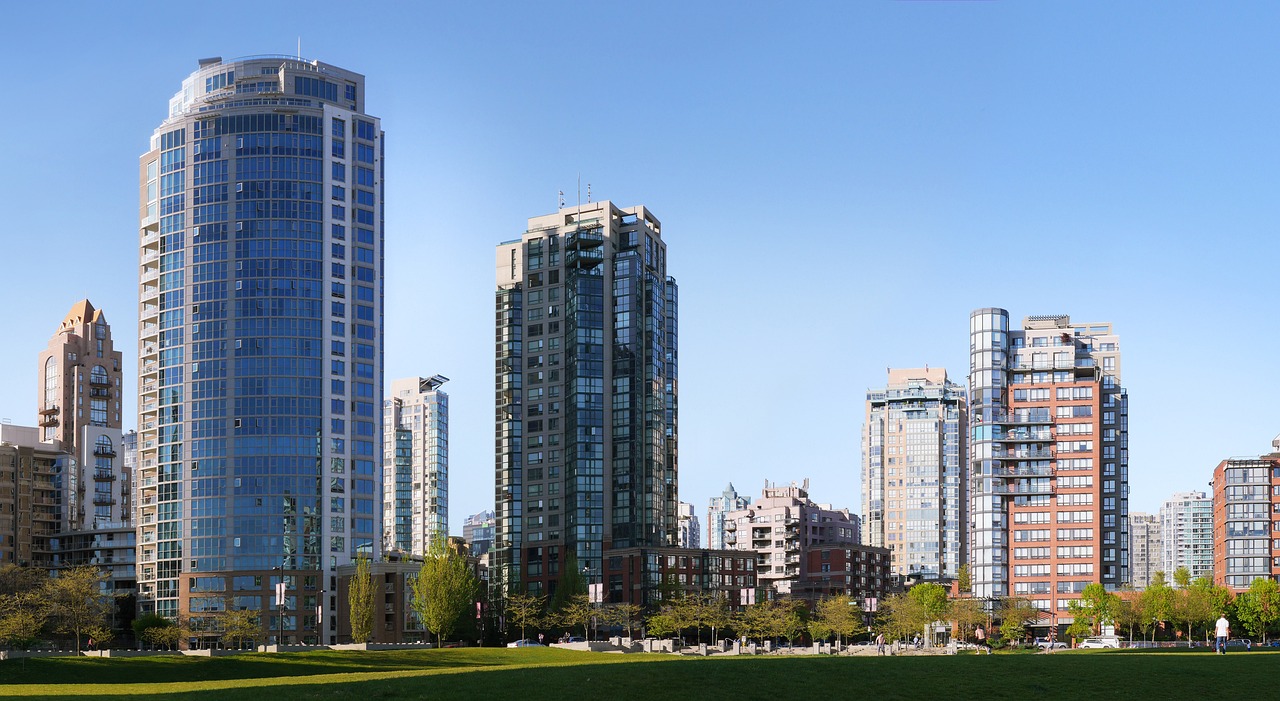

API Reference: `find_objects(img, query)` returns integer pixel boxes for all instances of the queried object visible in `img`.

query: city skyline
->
[3,3,1280,535]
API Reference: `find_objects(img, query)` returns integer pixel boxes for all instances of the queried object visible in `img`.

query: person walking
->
[875,633,885,656]
[1215,615,1230,654]
[975,625,990,655]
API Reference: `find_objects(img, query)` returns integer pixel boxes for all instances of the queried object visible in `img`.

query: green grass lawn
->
[0,647,1273,700]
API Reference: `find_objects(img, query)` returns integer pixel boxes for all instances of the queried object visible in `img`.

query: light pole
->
[582,564,594,641]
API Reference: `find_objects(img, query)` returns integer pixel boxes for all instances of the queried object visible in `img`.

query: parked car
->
[1224,639,1254,651]
[565,636,585,643]
[1037,640,1067,650]
[506,639,545,648]
[1078,637,1120,649]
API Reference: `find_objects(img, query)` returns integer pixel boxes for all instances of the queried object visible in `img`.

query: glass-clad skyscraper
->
[137,56,383,644]
[383,376,449,555]
[493,201,678,597]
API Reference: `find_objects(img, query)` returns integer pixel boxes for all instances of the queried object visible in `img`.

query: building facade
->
[0,424,68,566]
[862,367,967,579]
[37,301,128,532]
[493,201,678,598]
[463,510,496,556]
[677,502,700,549]
[1158,491,1212,582]
[1211,436,1280,590]
[1128,512,1161,589]
[383,376,449,555]
[968,311,1128,616]
[604,546,757,608]
[721,480,860,597]
[707,483,751,551]
[793,544,892,606]
[137,56,384,643]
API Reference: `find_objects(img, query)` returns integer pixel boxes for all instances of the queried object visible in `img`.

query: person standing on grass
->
[1215,615,1230,654]
[875,633,885,655]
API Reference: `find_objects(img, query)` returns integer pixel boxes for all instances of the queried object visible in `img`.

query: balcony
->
[94,470,117,481]
[93,494,116,506]
[992,481,1053,495]
[566,247,604,267]
[39,404,58,415]
[39,414,59,427]
[993,448,1053,460]
[94,446,117,458]
[564,227,604,250]
[89,376,111,388]
[992,465,1053,478]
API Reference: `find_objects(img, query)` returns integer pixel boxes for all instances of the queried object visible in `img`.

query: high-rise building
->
[1158,491,1212,582]
[707,483,751,551]
[862,367,967,579]
[137,56,384,644]
[493,201,678,597]
[720,480,861,597]
[37,300,128,531]
[1128,512,1161,589]
[0,424,70,566]
[1211,435,1280,590]
[968,311,1128,618]
[462,510,495,556]
[383,376,449,555]
[677,502,700,549]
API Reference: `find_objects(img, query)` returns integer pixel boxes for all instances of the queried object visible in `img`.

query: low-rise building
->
[793,544,891,605]
[603,546,758,608]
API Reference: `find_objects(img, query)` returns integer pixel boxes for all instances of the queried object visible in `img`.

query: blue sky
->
[1,2,1277,534]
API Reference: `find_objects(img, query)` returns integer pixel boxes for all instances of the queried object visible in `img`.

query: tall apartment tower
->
[676,502,700,549]
[1128,512,1161,589]
[137,56,384,643]
[968,311,1128,614]
[708,483,751,551]
[383,376,449,555]
[1211,435,1280,590]
[37,301,129,531]
[1158,491,1212,581]
[862,368,967,579]
[493,201,678,596]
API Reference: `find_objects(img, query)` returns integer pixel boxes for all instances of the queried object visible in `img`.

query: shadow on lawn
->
[0,648,556,686]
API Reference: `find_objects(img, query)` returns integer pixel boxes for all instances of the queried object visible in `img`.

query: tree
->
[996,597,1039,644]
[879,592,927,644]
[348,556,374,643]
[0,564,48,597]
[950,597,986,641]
[813,595,861,645]
[47,566,114,653]
[556,594,594,639]
[133,613,171,645]
[700,595,734,645]
[410,539,481,646]
[956,565,972,596]
[1078,582,1121,636]
[734,601,774,644]
[219,608,259,649]
[142,623,184,650]
[1173,567,1192,590]
[1114,590,1144,641]
[908,583,950,630]
[0,591,48,650]
[1138,579,1174,640]
[505,592,545,643]
[1184,577,1223,643]
[604,603,643,639]
[549,554,586,615]
[1234,577,1280,643]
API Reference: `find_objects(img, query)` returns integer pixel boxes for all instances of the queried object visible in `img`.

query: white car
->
[1077,636,1120,649]
[1037,640,1067,650]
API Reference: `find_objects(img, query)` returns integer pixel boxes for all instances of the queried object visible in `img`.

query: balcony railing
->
[94,470,117,481]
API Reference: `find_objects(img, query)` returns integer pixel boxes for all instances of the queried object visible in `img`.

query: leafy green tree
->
[219,607,259,649]
[1114,590,1144,641]
[556,594,594,639]
[1185,577,1224,643]
[996,597,1039,644]
[1078,582,1121,636]
[348,556,374,643]
[0,591,48,650]
[142,622,185,650]
[734,601,774,643]
[410,539,481,646]
[1173,567,1192,590]
[956,565,972,596]
[879,592,926,644]
[549,554,586,615]
[950,596,986,641]
[132,613,171,644]
[813,595,861,645]
[0,565,47,597]
[700,595,733,645]
[604,603,643,638]
[1138,578,1174,640]
[908,582,950,635]
[1234,577,1280,643]
[47,566,115,652]
[504,592,545,642]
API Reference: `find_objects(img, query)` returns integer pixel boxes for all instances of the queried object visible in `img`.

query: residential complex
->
[605,546,757,607]
[493,201,678,598]
[677,502,700,549]
[1211,436,1280,590]
[1128,512,1161,589]
[383,376,449,555]
[719,480,862,597]
[968,311,1128,615]
[0,424,70,566]
[37,301,129,531]
[1158,491,1212,581]
[862,367,967,579]
[463,510,496,556]
[136,55,384,644]
[707,483,750,551]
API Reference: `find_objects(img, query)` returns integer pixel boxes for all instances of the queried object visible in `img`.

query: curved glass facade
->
[138,56,382,644]
[968,308,1009,600]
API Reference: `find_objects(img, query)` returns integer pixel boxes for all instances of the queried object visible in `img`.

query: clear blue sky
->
[1,2,1277,534]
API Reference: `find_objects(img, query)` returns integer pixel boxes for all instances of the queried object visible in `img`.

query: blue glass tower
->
[137,56,383,644]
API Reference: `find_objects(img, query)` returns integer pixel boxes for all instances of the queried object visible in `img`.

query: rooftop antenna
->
[297,37,302,60]
[558,190,565,208]
[587,183,592,203]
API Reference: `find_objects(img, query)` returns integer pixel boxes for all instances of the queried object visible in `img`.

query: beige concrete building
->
[0,424,69,567]
[862,367,967,580]
[36,300,128,531]
[721,480,859,597]
[1128,512,1161,589]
